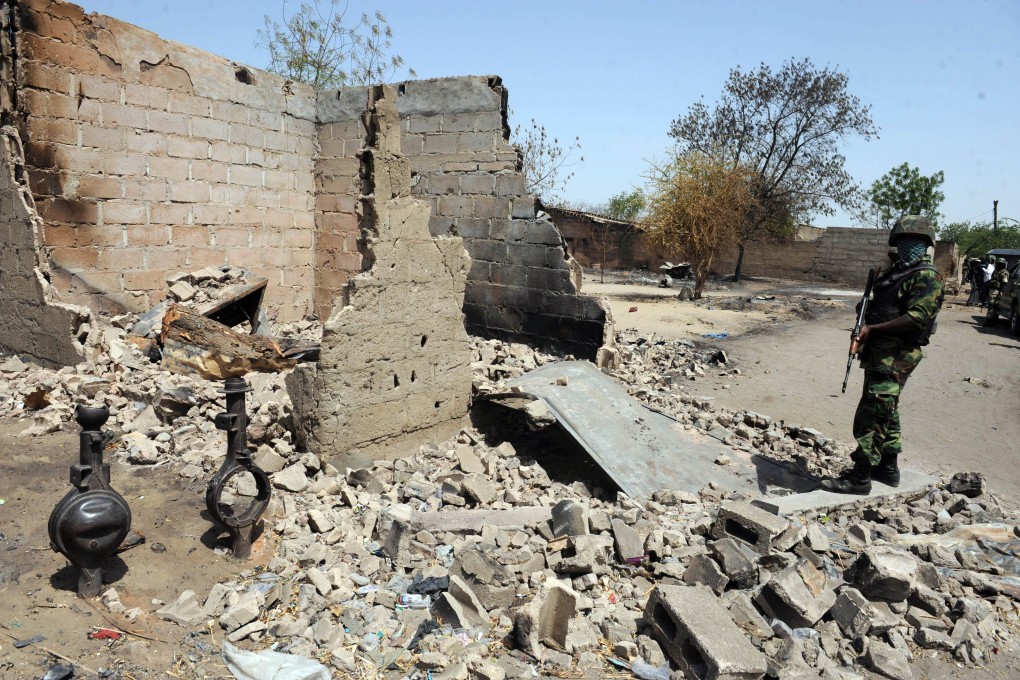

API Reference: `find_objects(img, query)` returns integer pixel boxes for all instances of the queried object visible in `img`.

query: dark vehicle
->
[987,260,1020,335]
[986,248,1020,270]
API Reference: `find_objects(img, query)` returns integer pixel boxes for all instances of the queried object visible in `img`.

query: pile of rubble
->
[609,329,860,480]
[3,326,1020,679]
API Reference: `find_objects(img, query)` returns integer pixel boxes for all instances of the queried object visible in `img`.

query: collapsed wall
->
[302,86,473,467]
[5,0,612,368]
[315,77,614,360]
[11,0,318,320]
[0,125,91,366]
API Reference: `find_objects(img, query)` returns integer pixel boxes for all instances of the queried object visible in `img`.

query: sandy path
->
[588,275,1020,498]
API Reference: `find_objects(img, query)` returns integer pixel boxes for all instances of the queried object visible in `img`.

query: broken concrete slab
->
[485,361,762,498]
[753,469,936,516]
[404,507,552,534]
[645,584,767,680]
[845,547,918,602]
[756,559,836,628]
[514,581,577,660]
[829,587,873,638]
[551,499,589,537]
[156,590,206,627]
[611,518,644,563]
[450,550,517,611]
[431,575,488,630]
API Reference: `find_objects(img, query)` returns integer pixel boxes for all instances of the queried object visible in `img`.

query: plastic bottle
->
[397,593,430,608]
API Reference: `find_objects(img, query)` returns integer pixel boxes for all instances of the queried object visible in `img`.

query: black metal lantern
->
[48,405,132,598]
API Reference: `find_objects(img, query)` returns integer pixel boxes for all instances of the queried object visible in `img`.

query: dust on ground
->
[0,420,261,678]
[586,269,1020,500]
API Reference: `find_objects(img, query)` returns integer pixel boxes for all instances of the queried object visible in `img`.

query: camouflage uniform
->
[987,262,1009,310]
[853,256,944,465]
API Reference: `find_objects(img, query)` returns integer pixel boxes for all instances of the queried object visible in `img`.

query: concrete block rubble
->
[1,323,1020,679]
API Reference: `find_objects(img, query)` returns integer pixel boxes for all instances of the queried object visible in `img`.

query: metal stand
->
[47,406,132,598]
[205,377,270,559]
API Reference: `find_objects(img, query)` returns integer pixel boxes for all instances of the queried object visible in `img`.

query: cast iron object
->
[205,377,271,559]
[48,405,132,598]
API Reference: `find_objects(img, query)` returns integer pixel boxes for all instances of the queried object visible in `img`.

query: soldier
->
[965,257,983,306]
[822,215,944,494]
[984,257,1010,325]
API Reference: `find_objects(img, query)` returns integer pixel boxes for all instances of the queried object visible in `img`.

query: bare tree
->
[255,0,415,88]
[587,219,620,283]
[511,117,582,202]
[670,58,878,281]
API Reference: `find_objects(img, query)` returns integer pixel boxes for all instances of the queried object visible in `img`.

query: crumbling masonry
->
[296,86,474,466]
[0,0,614,456]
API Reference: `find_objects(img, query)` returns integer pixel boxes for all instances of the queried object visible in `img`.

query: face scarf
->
[896,236,928,267]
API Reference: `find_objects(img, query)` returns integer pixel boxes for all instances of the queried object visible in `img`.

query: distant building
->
[546,207,669,271]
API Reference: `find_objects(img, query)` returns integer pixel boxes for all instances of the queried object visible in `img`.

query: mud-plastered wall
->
[13,0,318,320]
[308,86,472,466]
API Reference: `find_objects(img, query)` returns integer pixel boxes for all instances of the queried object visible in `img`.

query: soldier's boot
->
[820,451,872,495]
[870,453,900,487]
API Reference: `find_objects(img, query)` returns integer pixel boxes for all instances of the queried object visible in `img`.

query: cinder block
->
[147,111,188,136]
[423,133,458,154]
[645,585,767,680]
[712,501,789,555]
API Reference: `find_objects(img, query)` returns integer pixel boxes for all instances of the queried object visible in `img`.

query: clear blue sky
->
[76,0,1020,228]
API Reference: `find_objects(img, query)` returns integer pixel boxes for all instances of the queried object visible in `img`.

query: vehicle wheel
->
[1011,305,1020,336]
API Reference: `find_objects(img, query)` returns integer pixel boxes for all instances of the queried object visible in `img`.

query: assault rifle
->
[842,267,878,394]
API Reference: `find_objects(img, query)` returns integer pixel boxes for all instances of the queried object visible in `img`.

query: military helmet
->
[888,215,936,247]
[996,257,1007,265]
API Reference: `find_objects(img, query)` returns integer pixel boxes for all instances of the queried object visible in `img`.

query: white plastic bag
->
[221,641,331,680]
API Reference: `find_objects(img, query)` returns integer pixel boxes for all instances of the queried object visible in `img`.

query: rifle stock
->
[842,267,878,394]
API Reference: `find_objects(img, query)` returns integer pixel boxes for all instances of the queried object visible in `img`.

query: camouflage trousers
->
[852,368,916,465]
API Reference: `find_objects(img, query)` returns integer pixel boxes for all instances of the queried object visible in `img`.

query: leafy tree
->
[940,220,1020,256]
[669,58,878,281]
[255,0,414,88]
[605,189,646,222]
[865,163,945,228]
[511,117,582,201]
[640,150,759,299]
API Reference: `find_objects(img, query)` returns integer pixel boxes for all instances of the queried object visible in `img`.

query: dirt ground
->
[0,420,269,678]
[588,271,1020,500]
[1,272,1019,678]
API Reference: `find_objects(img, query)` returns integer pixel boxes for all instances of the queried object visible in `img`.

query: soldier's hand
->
[851,325,871,353]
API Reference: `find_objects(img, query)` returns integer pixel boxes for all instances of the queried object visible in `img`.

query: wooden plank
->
[159,304,294,380]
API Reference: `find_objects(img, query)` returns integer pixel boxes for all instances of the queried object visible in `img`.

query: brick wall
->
[0,125,91,366]
[811,227,892,285]
[711,241,821,280]
[15,0,317,320]
[315,77,611,359]
[547,207,668,271]
[313,90,363,318]
[8,2,611,362]
[306,86,473,467]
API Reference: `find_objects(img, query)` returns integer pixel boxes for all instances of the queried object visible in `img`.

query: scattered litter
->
[631,657,670,680]
[88,628,122,641]
[221,640,330,680]
[628,306,638,312]
[702,332,729,339]
[40,664,74,680]
[12,634,45,648]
